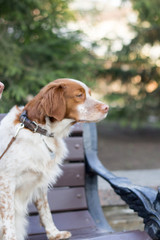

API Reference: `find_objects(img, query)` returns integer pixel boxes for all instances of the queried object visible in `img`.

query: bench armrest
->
[83,123,160,240]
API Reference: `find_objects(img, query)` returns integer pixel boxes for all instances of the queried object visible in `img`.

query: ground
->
[97,121,160,171]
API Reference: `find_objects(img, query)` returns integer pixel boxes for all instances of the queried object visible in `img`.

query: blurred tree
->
[101,0,160,126]
[0,0,99,112]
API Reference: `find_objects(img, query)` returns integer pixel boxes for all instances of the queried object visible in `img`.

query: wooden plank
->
[104,230,151,240]
[28,187,87,214]
[54,163,85,187]
[48,187,87,212]
[69,229,151,240]
[28,210,96,235]
[65,137,84,162]
[28,230,151,240]
[70,123,83,136]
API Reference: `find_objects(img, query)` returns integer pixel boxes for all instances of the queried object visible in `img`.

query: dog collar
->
[19,110,54,138]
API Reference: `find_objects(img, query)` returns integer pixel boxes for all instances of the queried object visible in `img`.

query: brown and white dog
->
[0,82,4,99]
[0,79,109,240]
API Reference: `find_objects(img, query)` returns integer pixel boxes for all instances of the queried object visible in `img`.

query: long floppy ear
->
[41,84,66,121]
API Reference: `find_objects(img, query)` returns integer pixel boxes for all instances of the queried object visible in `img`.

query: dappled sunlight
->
[131,75,141,84]
[145,80,158,93]
[69,0,136,56]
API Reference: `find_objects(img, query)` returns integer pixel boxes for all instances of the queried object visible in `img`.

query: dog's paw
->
[49,230,71,240]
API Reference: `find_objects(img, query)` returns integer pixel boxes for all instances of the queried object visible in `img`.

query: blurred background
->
[0,0,160,126]
[0,0,160,231]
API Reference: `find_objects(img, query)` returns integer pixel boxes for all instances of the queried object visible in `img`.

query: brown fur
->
[23,79,87,124]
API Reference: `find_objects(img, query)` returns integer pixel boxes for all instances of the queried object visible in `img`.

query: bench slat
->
[65,137,84,162]
[55,163,85,187]
[29,187,87,214]
[28,210,96,235]
[70,123,83,136]
[28,211,150,239]
[28,230,151,240]
[70,229,151,240]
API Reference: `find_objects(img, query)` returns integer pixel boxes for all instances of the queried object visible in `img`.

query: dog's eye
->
[76,93,83,98]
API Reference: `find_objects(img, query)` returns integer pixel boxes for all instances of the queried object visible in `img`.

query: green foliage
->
[102,0,160,125]
[0,0,99,112]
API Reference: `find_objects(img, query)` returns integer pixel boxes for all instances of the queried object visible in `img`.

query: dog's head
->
[25,78,109,124]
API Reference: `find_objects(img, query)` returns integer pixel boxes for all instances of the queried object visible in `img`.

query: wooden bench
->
[0,114,158,239]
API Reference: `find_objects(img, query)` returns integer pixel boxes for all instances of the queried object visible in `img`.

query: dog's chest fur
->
[0,106,71,207]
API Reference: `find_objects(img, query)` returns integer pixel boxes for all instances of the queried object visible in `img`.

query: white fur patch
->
[0,106,72,240]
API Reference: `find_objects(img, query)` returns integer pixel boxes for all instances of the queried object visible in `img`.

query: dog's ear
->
[41,83,66,121]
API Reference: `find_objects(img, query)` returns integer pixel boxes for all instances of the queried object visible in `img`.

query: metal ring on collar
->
[32,121,39,133]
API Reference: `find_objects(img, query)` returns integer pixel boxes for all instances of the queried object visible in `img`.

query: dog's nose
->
[101,104,109,113]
